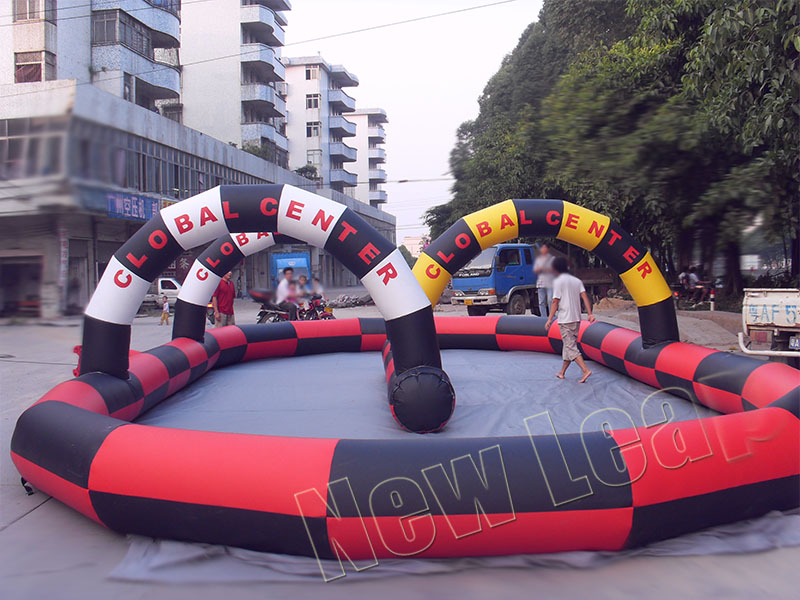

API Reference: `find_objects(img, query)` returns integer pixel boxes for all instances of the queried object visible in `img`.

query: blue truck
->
[450,243,540,316]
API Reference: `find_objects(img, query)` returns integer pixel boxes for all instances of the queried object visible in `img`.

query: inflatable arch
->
[79,185,455,433]
[10,191,800,572]
[413,199,678,348]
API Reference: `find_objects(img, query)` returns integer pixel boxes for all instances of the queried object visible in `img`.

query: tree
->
[398,245,416,268]
[294,164,318,180]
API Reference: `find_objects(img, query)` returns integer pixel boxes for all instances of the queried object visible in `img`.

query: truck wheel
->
[467,306,488,317]
[506,293,527,315]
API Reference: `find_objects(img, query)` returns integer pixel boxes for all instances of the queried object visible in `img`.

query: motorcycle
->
[249,289,291,324]
[298,294,335,320]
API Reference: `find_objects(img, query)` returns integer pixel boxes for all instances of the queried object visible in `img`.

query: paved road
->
[1,300,797,599]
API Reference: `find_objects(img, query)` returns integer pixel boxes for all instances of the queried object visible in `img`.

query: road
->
[1,297,797,599]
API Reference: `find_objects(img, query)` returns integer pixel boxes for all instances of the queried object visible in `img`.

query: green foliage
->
[432,0,799,294]
[294,164,318,180]
[398,245,416,268]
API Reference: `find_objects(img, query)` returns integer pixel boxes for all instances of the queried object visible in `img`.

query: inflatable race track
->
[10,186,800,572]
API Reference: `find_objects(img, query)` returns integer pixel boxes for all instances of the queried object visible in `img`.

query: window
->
[306,121,321,137]
[123,73,133,102]
[161,280,177,290]
[305,65,319,80]
[14,51,56,83]
[92,10,117,43]
[306,149,322,166]
[305,94,320,109]
[13,0,56,23]
[497,248,521,268]
[92,10,153,59]
[523,248,533,265]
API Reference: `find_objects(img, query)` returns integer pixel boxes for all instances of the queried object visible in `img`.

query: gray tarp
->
[117,350,797,583]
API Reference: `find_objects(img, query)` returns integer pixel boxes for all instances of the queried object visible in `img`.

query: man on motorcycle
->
[275,267,298,320]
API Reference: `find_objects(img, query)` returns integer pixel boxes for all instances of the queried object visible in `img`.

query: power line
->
[0,0,519,99]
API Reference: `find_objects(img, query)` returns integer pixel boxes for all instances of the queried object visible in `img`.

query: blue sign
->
[106,192,159,221]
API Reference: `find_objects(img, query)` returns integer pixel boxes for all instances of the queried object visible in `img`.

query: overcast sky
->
[283,0,541,241]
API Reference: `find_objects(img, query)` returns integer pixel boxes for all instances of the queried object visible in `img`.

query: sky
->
[283,0,541,241]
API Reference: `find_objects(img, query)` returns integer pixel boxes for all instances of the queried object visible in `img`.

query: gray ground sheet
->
[120,349,798,583]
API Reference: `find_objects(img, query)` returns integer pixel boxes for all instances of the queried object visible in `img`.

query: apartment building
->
[0,0,182,111]
[0,2,395,317]
[347,107,388,207]
[284,56,359,195]
[180,0,291,167]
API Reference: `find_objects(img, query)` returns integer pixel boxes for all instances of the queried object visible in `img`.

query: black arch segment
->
[90,492,332,559]
[11,402,128,488]
[115,213,183,282]
[328,432,632,517]
[172,299,207,342]
[218,184,284,233]
[423,219,480,275]
[593,219,647,275]
[637,298,680,348]
[384,306,442,372]
[625,475,800,549]
[323,208,395,279]
[79,317,131,379]
[513,199,564,238]
[198,236,245,278]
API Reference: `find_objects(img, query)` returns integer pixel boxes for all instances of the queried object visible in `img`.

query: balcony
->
[96,0,180,47]
[369,190,388,203]
[368,147,386,162]
[240,3,285,47]
[329,115,356,137]
[367,125,386,141]
[241,83,286,117]
[92,45,180,99]
[369,168,387,182]
[244,0,291,11]
[328,88,356,113]
[329,142,357,162]
[330,65,359,88]
[240,43,285,81]
[329,169,357,187]
[241,121,289,152]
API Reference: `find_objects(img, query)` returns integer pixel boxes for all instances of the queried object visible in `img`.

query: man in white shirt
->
[275,267,298,320]
[533,243,555,317]
[544,256,596,382]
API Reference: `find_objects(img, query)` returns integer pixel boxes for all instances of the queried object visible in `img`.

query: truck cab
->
[738,288,800,368]
[451,244,538,316]
[143,277,182,307]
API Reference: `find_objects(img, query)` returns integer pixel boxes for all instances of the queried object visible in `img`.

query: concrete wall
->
[57,0,92,84]
[181,0,245,147]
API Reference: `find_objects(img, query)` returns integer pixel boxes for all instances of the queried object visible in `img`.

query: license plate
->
[464,299,473,306]
[324,307,333,313]
[790,336,800,350]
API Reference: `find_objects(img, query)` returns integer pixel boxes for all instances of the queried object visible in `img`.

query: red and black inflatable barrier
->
[79,184,452,433]
[10,317,799,570]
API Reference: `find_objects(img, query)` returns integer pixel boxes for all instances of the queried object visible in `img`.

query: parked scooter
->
[298,294,335,320]
[249,289,291,324]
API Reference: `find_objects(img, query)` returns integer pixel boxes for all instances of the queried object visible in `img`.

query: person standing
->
[212,271,236,327]
[275,267,298,320]
[545,257,596,383]
[534,243,555,317]
[159,295,170,326]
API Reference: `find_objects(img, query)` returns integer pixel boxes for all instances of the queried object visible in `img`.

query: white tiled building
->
[284,56,359,195]
[180,0,291,167]
[347,108,388,207]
